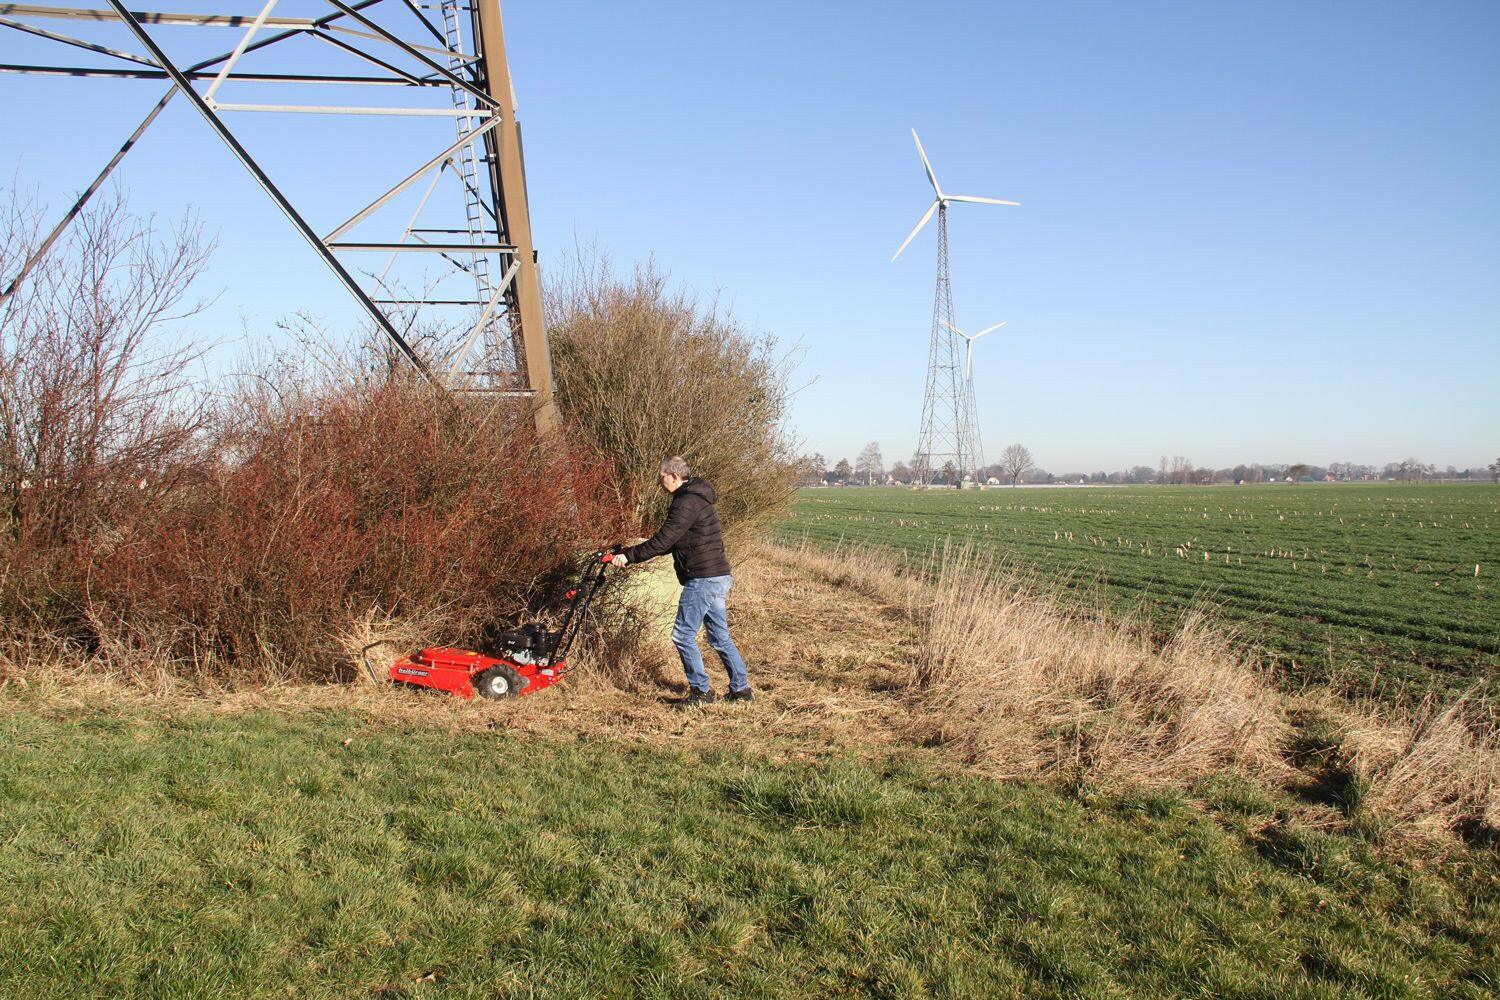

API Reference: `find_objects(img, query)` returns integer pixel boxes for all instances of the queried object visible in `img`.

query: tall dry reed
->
[775,540,1498,839]
[770,542,1283,783]
[911,543,1286,784]
[1314,691,1499,841]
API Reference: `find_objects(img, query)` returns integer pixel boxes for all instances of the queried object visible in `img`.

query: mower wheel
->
[474,664,528,700]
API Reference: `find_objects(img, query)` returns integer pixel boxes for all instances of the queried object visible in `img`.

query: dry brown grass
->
[921,552,1284,785]
[4,540,1495,846]
[0,543,917,762]
[772,541,1287,785]
[335,604,468,687]
[1302,690,1500,842]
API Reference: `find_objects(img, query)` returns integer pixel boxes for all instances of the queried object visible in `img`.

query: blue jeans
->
[672,575,749,693]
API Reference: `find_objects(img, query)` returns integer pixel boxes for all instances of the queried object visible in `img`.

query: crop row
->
[779,483,1498,701]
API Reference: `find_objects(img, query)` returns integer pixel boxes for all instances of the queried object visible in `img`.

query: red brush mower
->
[362,551,613,700]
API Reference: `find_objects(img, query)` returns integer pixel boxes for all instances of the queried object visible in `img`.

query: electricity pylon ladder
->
[439,0,508,375]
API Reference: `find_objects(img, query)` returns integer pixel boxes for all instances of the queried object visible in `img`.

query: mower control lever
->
[543,551,613,667]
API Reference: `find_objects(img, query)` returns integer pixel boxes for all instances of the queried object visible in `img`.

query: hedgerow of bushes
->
[1,196,632,683]
[2,198,801,684]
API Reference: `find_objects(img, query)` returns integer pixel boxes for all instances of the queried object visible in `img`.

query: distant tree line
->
[795,446,1500,487]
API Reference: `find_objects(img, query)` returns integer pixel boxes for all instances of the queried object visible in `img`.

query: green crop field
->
[779,483,1499,701]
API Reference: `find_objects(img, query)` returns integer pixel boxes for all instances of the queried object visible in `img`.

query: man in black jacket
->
[610,456,751,706]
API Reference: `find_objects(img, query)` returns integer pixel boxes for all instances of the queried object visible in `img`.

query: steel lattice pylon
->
[914,205,983,486]
[894,130,1015,487]
[0,0,557,431]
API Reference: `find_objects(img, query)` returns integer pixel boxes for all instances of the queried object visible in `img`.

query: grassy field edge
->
[1,703,1497,999]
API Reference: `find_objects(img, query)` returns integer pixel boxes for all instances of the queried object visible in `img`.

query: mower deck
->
[366,551,611,702]
[388,646,564,700]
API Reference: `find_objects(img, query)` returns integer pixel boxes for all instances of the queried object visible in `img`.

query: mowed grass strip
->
[779,483,1499,700]
[2,707,1497,998]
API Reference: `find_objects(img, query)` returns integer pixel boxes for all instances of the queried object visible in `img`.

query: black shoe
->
[725,688,754,703]
[678,688,717,708]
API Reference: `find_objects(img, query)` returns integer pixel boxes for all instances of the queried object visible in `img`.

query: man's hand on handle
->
[608,537,645,569]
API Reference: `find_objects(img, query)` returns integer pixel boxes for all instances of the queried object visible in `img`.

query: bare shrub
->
[1,188,632,683]
[0,190,211,629]
[546,250,798,536]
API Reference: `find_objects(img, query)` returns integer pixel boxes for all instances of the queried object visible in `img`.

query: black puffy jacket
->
[623,477,732,584]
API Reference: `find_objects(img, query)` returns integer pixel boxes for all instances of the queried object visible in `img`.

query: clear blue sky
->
[3,1,1497,471]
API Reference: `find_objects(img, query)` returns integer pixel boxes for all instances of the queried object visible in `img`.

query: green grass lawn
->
[2,705,1496,998]
[779,483,1499,701]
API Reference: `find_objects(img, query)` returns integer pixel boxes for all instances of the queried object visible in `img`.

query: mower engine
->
[367,551,612,701]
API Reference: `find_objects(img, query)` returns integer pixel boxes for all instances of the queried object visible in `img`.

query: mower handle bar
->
[544,550,613,666]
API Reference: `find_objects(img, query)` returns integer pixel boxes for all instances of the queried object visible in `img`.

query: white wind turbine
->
[943,320,1007,379]
[891,129,1019,261]
[897,128,1019,486]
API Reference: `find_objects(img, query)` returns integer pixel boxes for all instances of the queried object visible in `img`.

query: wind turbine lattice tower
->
[916,207,975,485]
[893,130,1017,485]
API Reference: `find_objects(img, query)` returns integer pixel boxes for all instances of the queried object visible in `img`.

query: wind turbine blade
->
[911,129,941,197]
[945,194,1020,207]
[966,340,975,380]
[942,320,967,338]
[972,321,1008,339]
[892,200,938,261]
